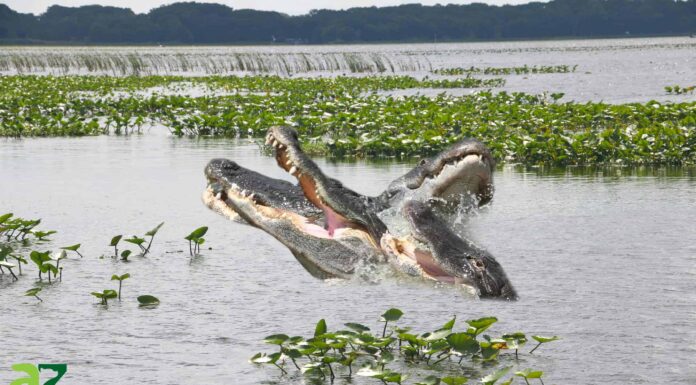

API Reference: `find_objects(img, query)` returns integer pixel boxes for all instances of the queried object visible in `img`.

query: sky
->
[4,1,538,16]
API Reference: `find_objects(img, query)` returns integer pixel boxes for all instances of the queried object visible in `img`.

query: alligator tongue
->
[298,176,353,236]
[414,247,455,282]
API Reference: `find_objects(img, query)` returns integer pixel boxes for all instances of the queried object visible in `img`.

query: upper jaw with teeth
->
[265,132,286,150]
[208,182,255,201]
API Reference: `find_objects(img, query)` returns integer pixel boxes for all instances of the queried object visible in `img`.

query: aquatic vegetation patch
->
[107,222,164,260]
[432,65,577,76]
[664,85,695,95]
[1,212,164,308]
[1,75,694,165]
[1,213,61,282]
[251,308,556,384]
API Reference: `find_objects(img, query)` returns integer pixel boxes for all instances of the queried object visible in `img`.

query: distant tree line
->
[0,0,694,44]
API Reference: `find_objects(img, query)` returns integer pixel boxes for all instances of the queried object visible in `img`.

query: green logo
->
[9,364,67,385]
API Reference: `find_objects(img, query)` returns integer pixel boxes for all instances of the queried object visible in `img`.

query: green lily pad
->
[441,376,468,385]
[25,287,42,296]
[481,366,511,385]
[345,322,370,332]
[145,222,165,237]
[515,369,543,379]
[531,335,559,343]
[314,318,327,337]
[380,308,404,322]
[446,332,480,355]
[185,226,208,240]
[60,243,81,251]
[137,295,160,306]
[109,235,122,246]
[264,334,289,345]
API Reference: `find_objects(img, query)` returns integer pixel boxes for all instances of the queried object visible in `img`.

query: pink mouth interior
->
[414,248,456,283]
[273,139,364,239]
[321,203,355,236]
[301,218,351,239]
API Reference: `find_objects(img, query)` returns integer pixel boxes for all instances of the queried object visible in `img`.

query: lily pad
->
[137,295,160,306]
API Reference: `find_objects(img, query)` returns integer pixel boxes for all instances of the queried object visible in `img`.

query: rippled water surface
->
[1,133,695,384]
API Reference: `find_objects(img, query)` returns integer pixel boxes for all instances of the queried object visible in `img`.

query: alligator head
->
[203,158,383,279]
[382,200,517,300]
[383,138,495,208]
[204,158,321,222]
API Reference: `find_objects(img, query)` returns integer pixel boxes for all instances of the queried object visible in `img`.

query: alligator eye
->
[419,159,427,166]
[467,256,485,270]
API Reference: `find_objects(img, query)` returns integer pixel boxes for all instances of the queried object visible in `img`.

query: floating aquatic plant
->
[529,335,560,354]
[111,273,130,300]
[137,295,160,307]
[91,289,118,306]
[30,251,51,281]
[25,287,43,302]
[665,85,695,95]
[250,309,557,384]
[515,369,544,385]
[109,235,123,258]
[0,260,19,281]
[61,243,85,258]
[115,222,164,258]
[185,226,208,256]
[432,65,577,76]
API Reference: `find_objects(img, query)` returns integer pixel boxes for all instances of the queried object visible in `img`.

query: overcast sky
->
[5,1,538,15]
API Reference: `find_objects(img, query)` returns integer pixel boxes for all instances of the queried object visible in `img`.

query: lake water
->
[1,37,696,103]
[1,132,695,384]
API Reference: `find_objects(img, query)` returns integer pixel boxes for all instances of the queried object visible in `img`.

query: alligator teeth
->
[272,139,279,147]
[248,193,255,200]
[241,189,248,197]
[265,134,271,145]
[289,166,298,175]
[285,159,292,166]
[215,192,222,199]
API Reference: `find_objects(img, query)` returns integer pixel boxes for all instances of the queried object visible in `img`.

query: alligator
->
[383,200,517,299]
[203,126,516,299]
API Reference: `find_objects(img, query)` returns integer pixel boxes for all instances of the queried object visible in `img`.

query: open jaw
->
[204,158,322,221]
[401,139,495,205]
[381,234,473,286]
[265,126,387,242]
[383,200,518,300]
[203,171,383,279]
